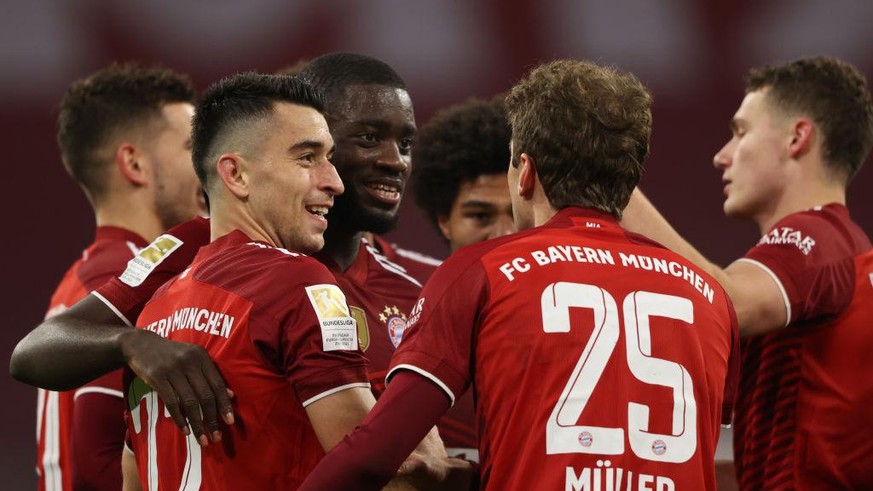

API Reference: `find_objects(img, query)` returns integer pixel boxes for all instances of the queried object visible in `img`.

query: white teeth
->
[306,206,328,217]
[369,183,399,193]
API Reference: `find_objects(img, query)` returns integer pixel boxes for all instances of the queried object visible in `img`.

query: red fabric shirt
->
[371,235,441,286]
[389,208,739,491]
[125,230,369,490]
[38,226,147,491]
[318,239,478,452]
[734,204,873,490]
[97,219,478,454]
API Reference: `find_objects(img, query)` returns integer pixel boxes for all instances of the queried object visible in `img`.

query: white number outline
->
[130,379,202,490]
[542,282,697,463]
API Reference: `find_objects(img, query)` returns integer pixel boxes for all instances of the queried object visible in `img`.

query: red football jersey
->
[317,239,478,452]
[389,207,739,491]
[93,216,211,325]
[38,226,147,491]
[371,235,442,286]
[125,230,369,490]
[733,204,873,490]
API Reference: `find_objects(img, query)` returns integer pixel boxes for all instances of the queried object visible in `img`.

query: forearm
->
[10,295,135,390]
[622,189,787,336]
[300,371,452,491]
[622,189,725,277]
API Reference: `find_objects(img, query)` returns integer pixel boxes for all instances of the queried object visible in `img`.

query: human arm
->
[10,294,234,444]
[121,444,142,491]
[71,379,127,491]
[621,188,787,336]
[11,216,232,444]
[300,371,475,491]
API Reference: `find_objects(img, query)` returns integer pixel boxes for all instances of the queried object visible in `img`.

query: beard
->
[328,192,400,235]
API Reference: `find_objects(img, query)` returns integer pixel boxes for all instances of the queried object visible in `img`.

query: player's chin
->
[363,209,400,235]
[299,234,325,255]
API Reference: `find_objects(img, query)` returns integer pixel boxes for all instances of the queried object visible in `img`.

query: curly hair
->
[505,60,652,218]
[746,56,873,182]
[191,72,325,188]
[411,96,511,230]
[57,62,195,202]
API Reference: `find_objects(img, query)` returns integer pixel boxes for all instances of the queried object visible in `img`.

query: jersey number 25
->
[542,282,697,463]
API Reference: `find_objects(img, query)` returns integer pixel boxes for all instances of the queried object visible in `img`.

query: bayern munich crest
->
[578,431,593,447]
[380,305,408,348]
[652,439,667,455]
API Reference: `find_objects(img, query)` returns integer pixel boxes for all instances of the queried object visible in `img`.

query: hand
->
[120,329,234,446]
[396,455,477,491]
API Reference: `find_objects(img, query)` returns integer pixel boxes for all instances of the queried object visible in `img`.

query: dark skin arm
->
[10,294,234,446]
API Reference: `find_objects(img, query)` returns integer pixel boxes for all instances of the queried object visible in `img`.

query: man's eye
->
[400,138,414,151]
[359,133,377,143]
[466,212,492,224]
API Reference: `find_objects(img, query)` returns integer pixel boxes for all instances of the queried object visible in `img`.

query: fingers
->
[199,356,235,426]
[167,372,209,447]
[149,376,191,438]
[128,337,234,447]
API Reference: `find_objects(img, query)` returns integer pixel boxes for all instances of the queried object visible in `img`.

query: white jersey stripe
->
[74,387,124,400]
[302,382,371,407]
[388,364,456,406]
[735,258,792,326]
[392,246,443,267]
[42,390,62,490]
[91,291,134,327]
[363,242,422,287]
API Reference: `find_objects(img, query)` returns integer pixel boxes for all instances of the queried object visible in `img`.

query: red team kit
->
[38,227,147,491]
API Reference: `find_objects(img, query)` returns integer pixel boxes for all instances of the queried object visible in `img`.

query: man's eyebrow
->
[459,200,498,210]
[729,118,742,133]
[351,119,417,134]
[288,139,325,152]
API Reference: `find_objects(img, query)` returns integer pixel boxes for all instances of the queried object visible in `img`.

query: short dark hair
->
[191,72,325,187]
[746,56,873,182]
[412,96,511,230]
[299,52,406,109]
[505,60,652,218]
[56,62,195,202]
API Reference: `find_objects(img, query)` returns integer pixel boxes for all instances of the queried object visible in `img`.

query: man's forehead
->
[332,84,414,120]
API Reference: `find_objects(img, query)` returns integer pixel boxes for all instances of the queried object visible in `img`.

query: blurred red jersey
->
[371,235,441,286]
[389,207,739,490]
[317,239,478,453]
[125,231,369,490]
[38,226,146,491]
[734,204,873,490]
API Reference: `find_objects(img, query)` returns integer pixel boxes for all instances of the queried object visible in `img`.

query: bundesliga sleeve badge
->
[305,284,358,351]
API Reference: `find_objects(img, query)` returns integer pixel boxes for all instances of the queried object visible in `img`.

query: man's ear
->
[788,118,814,159]
[115,143,148,186]
[517,153,537,199]
[437,215,452,242]
[216,154,249,199]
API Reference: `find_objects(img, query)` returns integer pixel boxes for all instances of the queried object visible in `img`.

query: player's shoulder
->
[386,243,443,268]
[756,204,870,258]
[77,229,145,289]
[221,240,329,278]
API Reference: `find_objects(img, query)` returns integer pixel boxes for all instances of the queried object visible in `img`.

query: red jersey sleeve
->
[722,297,740,426]
[387,250,488,404]
[740,209,858,326]
[93,217,210,325]
[247,256,371,406]
[71,385,126,491]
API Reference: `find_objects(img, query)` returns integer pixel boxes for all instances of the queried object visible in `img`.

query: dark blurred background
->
[2,1,871,488]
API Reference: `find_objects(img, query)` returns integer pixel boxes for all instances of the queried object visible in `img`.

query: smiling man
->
[122,72,379,490]
[300,53,476,453]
